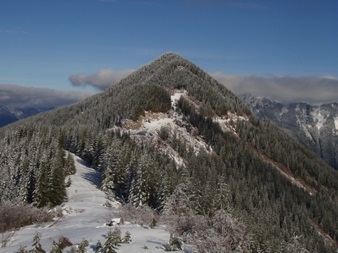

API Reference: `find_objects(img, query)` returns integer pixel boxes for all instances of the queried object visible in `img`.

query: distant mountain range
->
[242,95,338,170]
[0,83,92,128]
[0,105,18,127]
[0,105,54,127]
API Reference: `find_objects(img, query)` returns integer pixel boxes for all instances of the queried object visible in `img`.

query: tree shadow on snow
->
[82,171,102,188]
[146,239,165,246]
[75,157,91,167]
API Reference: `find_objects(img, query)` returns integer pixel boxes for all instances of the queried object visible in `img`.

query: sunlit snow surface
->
[311,108,325,131]
[1,154,175,253]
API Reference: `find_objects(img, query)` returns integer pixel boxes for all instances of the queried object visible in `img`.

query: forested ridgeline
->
[0,53,337,252]
[176,96,338,252]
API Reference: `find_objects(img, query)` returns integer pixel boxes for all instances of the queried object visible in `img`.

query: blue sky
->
[1,0,338,103]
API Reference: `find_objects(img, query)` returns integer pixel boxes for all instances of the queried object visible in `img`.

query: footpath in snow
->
[1,153,176,253]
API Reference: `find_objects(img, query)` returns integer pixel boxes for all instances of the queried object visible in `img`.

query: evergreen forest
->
[0,53,337,252]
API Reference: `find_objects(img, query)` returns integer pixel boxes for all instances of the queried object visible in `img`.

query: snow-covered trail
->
[1,154,175,253]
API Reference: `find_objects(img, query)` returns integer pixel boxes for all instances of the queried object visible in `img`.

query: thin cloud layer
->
[211,72,338,104]
[69,68,134,91]
[0,84,93,109]
[67,66,338,105]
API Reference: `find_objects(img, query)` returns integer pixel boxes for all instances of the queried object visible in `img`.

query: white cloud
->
[69,68,134,90]
[0,84,93,109]
[211,72,338,104]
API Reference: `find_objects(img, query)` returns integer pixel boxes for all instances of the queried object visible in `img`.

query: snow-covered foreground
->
[1,154,176,253]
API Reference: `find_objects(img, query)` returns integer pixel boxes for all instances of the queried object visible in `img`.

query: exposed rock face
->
[242,94,338,170]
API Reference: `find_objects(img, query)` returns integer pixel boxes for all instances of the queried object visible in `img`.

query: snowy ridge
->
[116,90,250,167]
[118,90,213,166]
[214,112,248,136]
[1,154,175,253]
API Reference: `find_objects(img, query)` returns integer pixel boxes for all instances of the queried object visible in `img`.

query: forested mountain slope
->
[242,95,338,170]
[0,53,337,252]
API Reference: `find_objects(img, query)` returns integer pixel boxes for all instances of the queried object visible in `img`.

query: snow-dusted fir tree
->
[128,153,151,207]
[163,175,197,235]
[30,232,45,253]
[34,160,50,207]
[101,142,119,195]
[103,229,120,253]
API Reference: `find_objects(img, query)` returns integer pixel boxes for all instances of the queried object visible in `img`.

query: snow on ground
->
[311,108,325,131]
[170,90,186,110]
[302,124,313,140]
[1,154,176,253]
[334,116,338,131]
[120,90,213,166]
[279,105,288,117]
[214,112,248,136]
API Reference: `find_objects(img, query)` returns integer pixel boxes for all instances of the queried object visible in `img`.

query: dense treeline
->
[236,119,338,191]
[243,96,338,170]
[0,53,337,252]
[0,124,74,207]
[177,96,338,252]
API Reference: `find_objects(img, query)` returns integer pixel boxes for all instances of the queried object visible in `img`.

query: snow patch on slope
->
[302,125,313,140]
[280,106,288,117]
[214,112,248,136]
[334,116,338,130]
[120,90,212,167]
[312,108,325,131]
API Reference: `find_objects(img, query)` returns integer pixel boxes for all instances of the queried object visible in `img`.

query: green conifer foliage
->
[78,238,89,253]
[103,229,119,253]
[123,231,132,243]
[30,232,45,253]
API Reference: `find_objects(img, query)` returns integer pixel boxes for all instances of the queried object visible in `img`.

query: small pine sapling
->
[123,231,132,243]
[31,232,45,253]
[50,240,62,253]
[111,227,122,245]
[150,218,157,228]
[58,235,72,250]
[78,238,89,253]
[169,234,182,251]
[17,246,28,253]
[103,230,119,253]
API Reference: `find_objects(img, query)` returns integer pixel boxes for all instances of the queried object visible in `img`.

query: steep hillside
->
[242,95,338,170]
[1,53,337,252]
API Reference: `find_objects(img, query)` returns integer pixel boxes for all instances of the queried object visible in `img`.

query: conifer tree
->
[103,229,119,253]
[34,162,49,207]
[49,149,67,206]
[30,232,45,253]
[123,231,132,243]
[78,238,89,253]
[65,153,76,175]
[129,154,151,207]
[102,143,119,195]
[25,170,36,204]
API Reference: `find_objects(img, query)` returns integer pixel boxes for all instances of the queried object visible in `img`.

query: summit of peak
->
[157,52,184,60]
[150,52,193,66]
